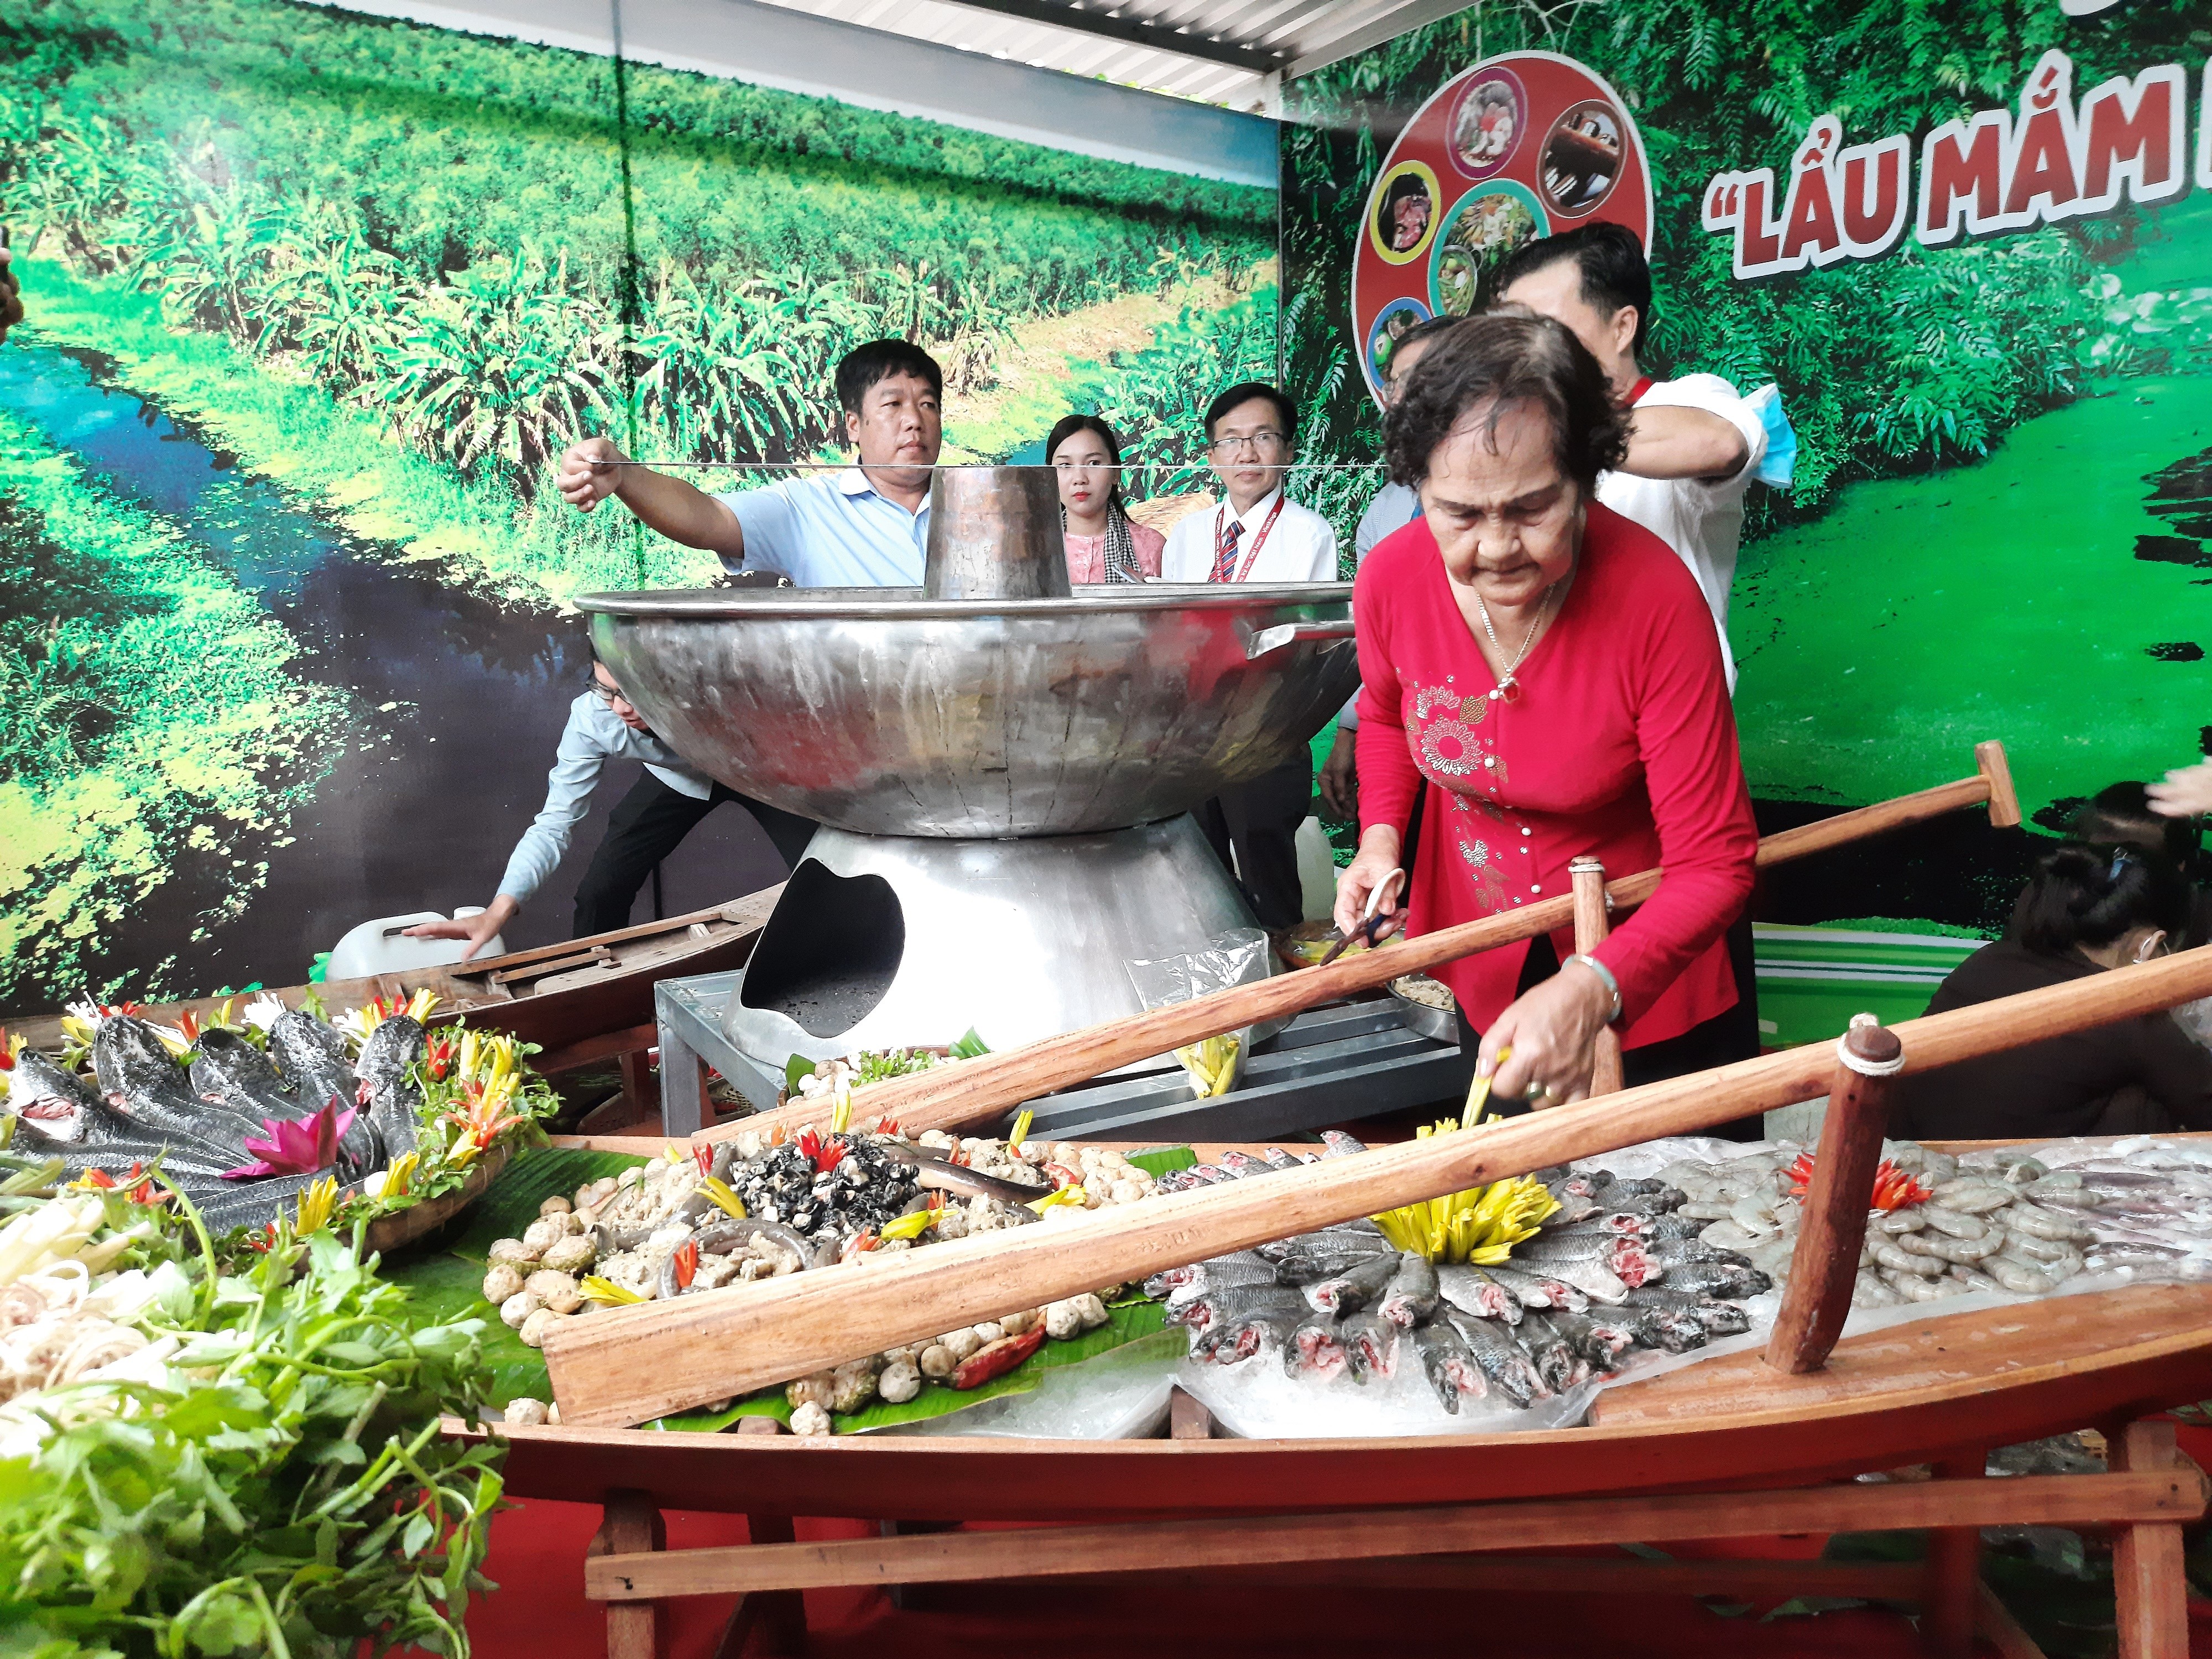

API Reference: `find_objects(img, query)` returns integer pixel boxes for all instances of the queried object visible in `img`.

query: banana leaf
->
[385,1248,552,1406]
[1124,1145,1198,1180]
[448,1145,650,1259]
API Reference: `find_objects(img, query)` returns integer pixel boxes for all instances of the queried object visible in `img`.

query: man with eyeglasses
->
[1162,382,1339,926]
[405,648,815,960]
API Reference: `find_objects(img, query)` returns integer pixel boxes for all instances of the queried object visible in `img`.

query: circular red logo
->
[1352,51,1652,406]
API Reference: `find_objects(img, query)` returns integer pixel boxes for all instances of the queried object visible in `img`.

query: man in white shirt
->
[557,339,944,586]
[1496,223,1767,692]
[408,649,816,958]
[1162,383,1338,926]
[1320,316,1460,822]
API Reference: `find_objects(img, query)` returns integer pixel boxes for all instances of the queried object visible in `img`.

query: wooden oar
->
[545,917,2205,1432]
[701,740,2021,1145]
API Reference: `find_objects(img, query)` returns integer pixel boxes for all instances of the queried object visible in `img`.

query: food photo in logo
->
[1366,298,1432,390]
[1448,68,1526,179]
[1542,98,1626,215]
[1369,160,1442,262]
[1430,182,1548,315]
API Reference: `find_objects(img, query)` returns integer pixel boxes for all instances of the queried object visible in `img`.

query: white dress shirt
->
[1597,374,1768,693]
[1160,487,1338,585]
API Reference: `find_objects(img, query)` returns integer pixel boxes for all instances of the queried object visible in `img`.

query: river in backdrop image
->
[0,342,787,1013]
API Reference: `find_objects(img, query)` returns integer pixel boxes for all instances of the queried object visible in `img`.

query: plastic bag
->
[1127,928,1272,1098]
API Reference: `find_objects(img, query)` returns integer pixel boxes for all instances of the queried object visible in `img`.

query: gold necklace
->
[1473,584,1557,703]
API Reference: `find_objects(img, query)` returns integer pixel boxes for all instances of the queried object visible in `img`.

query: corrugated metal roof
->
[745,0,1472,109]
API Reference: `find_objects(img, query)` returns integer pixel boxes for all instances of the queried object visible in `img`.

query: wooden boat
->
[4,886,782,1076]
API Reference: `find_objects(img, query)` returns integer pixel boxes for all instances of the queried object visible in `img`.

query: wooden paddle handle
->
[702,745,2017,1145]
[543,941,2212,1427]
[1764,1018,1902,1374]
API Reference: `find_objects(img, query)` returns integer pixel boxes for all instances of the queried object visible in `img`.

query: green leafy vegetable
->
[950,1029,991,1061]
[0,1205,503,1659]
[784,1053,816,1093]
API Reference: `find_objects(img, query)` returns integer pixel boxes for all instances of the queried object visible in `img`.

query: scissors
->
[1318,867,1406,967]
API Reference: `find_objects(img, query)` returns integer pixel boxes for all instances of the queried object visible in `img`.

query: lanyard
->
[1625,375,1655,407]
[1210,492,1287,584]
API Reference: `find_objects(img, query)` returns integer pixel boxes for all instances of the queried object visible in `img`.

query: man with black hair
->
[1497,223,1766,691]
[1162,382,1338,926]
[405,646,816,959]
[557,338,944,586]
[0,238,22,346]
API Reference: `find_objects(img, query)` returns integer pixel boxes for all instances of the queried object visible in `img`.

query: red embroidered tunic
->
[1353,502,1756,1047]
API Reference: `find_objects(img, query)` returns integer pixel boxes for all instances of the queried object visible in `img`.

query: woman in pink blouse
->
[1334,312,1757,1109]
[1049,415,1164,583]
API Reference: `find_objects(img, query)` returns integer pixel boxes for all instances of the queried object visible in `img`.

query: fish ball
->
[790,1401,832,1438]
[786,1370,835,1412]
[998,1310,1041,1338]
[1065,1292,1109,1331]
[1044,1299,1085,1340]
[937,1329,983,1362]
[919,1344,957,1379]
[522,1218,566,1253]
[1109,1181,1142,1205]
[525,1270,584,1315]
[830,1358,881,1414]
[500,1290,544,1328]
[504,1397,549,1427]
[539,1195,573,1218]
[487,1238,541,1267]
[519,1307,565,1349]
[971,1321,1005,1345]
[482,1264,525,1304]
[541,1234,597,1275]
[878,1359,921,1405]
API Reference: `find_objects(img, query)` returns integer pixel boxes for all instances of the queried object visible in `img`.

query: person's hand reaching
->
[405,895,519,962]
[1475,962,1613,1108]
[2148,760,2212,820]
[558,437,628,511]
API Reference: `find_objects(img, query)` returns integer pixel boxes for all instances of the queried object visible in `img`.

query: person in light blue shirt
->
[556,339,941,586]
[408,646,817,958]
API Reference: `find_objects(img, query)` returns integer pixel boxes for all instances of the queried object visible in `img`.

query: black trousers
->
[572,771,818,938]
[1457,905,1762,1133]
[1196,758,1313,930]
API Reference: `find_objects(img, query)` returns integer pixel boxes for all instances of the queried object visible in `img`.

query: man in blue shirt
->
[407,648,816,958]
[556,338,941,585]
[413,341,942,956]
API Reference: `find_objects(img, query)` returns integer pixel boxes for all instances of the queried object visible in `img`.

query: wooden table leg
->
[1923,1452,1985,1658]
[2108,1418,2188,1659]
[1170,1386,1214,1441]
[588,1490,666,1659]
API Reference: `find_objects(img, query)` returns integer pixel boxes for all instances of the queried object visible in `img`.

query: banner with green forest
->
[0,0,1279,1010]
[1281,1,2212,932]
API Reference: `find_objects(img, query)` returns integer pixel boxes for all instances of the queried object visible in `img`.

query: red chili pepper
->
[1044,1162,1081,1190]
[692,1142,713,1176]
[949,1325,1047,1390]
[671,1240,699,1290]
[877,1118,901,1138]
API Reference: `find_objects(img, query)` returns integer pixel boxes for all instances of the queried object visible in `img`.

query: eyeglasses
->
[1207,430,1288,460]
[588,677,628,706]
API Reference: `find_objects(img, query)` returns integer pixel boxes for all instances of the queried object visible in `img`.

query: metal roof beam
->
[926,0,1285,73]
[1280,0,1474,81]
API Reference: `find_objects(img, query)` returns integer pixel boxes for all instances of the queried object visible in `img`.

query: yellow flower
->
[380,1151,420,1199]
[582,1275,645,1306]
[404,988,440,1022]
[295,1175,340,1237]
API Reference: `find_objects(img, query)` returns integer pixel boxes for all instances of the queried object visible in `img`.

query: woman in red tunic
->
[1335,312,1756,1109]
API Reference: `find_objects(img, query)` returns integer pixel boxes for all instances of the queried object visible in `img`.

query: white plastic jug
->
[325,909,507,983]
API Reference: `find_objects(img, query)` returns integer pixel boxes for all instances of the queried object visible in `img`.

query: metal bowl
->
[1389,974,1461,1045]
[580,585,1359,838]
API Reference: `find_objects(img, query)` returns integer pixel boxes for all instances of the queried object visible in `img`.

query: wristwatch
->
[1565,953,1622,1025]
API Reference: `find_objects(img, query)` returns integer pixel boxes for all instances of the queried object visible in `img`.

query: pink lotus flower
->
[221,1097,355,1180]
